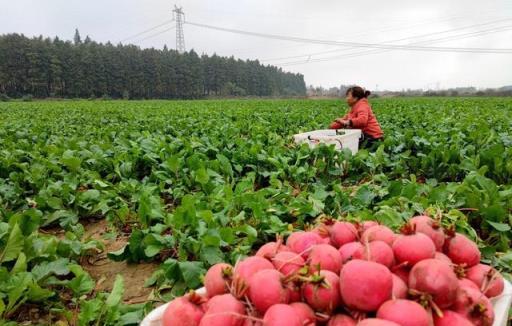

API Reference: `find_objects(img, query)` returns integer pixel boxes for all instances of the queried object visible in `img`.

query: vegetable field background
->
[1,97,512,325]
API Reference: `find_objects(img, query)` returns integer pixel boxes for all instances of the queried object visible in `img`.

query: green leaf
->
[78,298,102,326]
[195,168,210,185]
[106,275,124,307]
[487,221,511,232]
[32,258,70,282]
[11,253,27,274]
[179,261,205,289]
[67,265,95,296]
[61,150,82,171]
[0,224,24,263]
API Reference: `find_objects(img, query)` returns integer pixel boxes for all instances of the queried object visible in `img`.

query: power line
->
[233,12,512,56]
[132,25,177,44]
[277,24,512,66]
[119,19,175,43]
[261,18,512,63]
[185,21,512,54]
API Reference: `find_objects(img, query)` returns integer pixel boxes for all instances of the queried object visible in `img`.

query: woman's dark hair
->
[346,86,371,99]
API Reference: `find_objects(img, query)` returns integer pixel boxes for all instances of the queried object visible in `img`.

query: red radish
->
[263,304,302,326]
[376,299,430,326]
[308,244,343,273]
[392,266,410,284]
[340,260,392,312]
[272,251,305,276]
[255,241,291,259]
[392,232,435,266]
[286,231,324,258]
[200,294,246,326]
[353,240,394,268]
[409,215,445,250]
[391,274,408,299]
[330,221,358,248]
[286,281,302,303]
[361,221,379,232]
[339,242,364,263]
[162,292,205,326]
[433,310,473,326]
[327,314,357,326]
[248,269,289,313]
[434,252,452,264]
[312,224,332,241]
[453,286,494,326]
[302,270,341,313]
[204,263,233,298]
[443,232,480,267]
[356,319,400,326]
[465,263,504,298]
[459,278,480,290]
[290,302,316,325]
[233,256,274,286]
[408,259,459,309]
[361,225,396,246]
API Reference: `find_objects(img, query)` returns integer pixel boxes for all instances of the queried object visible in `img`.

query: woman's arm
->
[349,106,369,128]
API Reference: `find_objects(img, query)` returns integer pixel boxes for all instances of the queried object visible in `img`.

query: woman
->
[330,86,383,149]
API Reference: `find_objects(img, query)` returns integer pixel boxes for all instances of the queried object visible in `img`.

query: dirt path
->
[81,219,159,303]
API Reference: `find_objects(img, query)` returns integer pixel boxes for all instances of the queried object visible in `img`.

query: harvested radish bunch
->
[361,225,396,246]
[247,269,289,313]
[199,294,246,326]
[302,270,341,313]
[263,304,302,326]
[408,259,459,309]
[353,240,394,268]
[444,232,481,267]
[308,244,343,273]
[162,292,206,326]
[286,231,324,258]
[376,299,430,326]
[409,215,445,250]
[204,263,233,298]
[330,221,358,248]
[339,260,392,311]
[156,218,503,326]
[465,263,504,298]
[272,251,305,276]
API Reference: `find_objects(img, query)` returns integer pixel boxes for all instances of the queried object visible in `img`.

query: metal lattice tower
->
[173,5,186,53]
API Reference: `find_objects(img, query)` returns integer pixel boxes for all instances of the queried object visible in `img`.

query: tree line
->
[0,30,306,99]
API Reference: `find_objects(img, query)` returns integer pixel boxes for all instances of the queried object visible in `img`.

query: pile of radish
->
[161,215,505,326]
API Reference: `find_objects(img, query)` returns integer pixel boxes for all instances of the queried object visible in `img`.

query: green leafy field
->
[1,98,511,325]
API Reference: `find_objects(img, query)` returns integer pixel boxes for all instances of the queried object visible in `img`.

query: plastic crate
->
[293,129,362,155]
[140,280,512,326]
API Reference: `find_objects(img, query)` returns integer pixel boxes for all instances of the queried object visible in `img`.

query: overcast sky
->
[2,0,512,90]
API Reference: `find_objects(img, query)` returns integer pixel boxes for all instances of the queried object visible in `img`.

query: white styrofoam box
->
[293,129,362,155]
[140,281,512,326]
[491,280,512,326]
